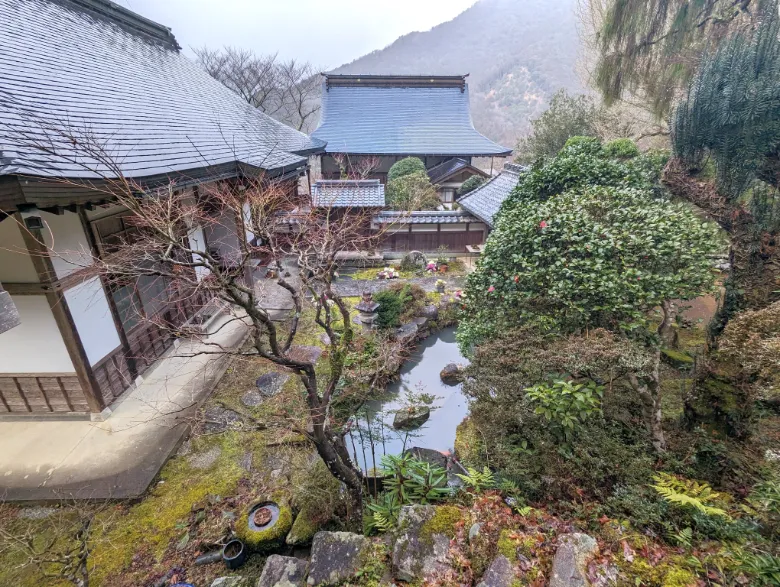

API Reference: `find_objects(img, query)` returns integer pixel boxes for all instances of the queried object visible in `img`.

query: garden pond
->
[348,326,470,472]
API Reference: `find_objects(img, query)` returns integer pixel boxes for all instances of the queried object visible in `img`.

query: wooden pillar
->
[16,211,106,413]
[78,206,138,380]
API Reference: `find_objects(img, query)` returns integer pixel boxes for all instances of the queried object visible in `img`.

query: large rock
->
[392,505,459,582]
[257,555,308,587]
[477,555,515,587]
[396,323,418,345]
[549,533,598,587]
[286,506,321,546]
[211,578,249,587]
[440,363,465,385]
[392,406,430,430]
[422,305,439,321]
[307,531,370,586]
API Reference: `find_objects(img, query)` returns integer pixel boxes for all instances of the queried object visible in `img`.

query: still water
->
[348,327,469,472]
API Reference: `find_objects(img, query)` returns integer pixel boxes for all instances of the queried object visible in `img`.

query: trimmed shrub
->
[604,138,640,158]
[387,157,426,183]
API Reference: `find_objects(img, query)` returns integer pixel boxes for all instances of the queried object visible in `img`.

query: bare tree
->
[331,153,382,179]
[194,47,322,132]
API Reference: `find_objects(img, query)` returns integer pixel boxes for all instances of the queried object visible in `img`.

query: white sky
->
[121,0,478,69]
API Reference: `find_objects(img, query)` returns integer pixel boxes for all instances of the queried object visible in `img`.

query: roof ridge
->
[63,0,180,49]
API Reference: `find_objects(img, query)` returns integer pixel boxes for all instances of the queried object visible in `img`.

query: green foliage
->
[366,492,402,533]
[455,466,495,493]
[731,548,780,586]
[373,282,426,329]
[525,379,604,442]
[651,473,730,518]
[515,91,600,164]
[458,175,486,196]
[386,170,441,211]
[594,0,760,119]
[603,138,640,159]
[379,454,451,506]
[673,7,780,198]
[387,157,426,183]
[458,140,718,351]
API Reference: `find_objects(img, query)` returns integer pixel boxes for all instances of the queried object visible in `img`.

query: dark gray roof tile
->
[0,0,324,182]
[312,179,385,207]
[312,75,511,157]
[456,162,525,227]
[373,210,480,224]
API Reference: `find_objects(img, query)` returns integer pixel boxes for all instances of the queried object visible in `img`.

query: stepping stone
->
[188,446,222,470]
[241,389,264,407]
[256,372,290,397]
[203,406,242,433]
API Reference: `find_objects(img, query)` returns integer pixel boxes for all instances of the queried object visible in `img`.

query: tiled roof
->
[0,0,325,183]
[373,210,480,225]
[312,179,385,208]
[427,157,488,184]
[457,163,526,227]
[312,75,512,157]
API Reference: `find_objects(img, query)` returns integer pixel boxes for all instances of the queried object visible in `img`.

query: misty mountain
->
[330,0,583,148]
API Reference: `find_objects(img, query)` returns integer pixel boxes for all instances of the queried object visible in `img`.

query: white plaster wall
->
[0,295,74,373]
[0,216,39,283]
[64,277,121,366]
[40,211,93,278]
[187,225,210,281]
[85,203,127,222]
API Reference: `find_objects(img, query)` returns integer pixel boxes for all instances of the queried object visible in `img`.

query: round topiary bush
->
[235,500,293,552]
[387,157,426,183]
[603,138,640,159]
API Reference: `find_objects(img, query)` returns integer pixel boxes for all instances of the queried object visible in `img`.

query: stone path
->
[332,275,466,297]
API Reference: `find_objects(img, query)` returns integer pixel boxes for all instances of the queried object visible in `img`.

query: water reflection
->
[348,327,469,472]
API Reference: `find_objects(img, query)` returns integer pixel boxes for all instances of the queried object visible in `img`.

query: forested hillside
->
[331,0,583,147]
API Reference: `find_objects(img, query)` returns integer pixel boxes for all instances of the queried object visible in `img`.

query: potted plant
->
[436,246,450,273]
[435,279,446,293]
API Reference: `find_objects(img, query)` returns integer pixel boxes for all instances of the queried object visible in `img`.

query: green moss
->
[352,541,390,587]
[419,506,462,546]
[454,418,484,467]
[286,506,320,546]
[497,529,518,562]
[89,433,245,584]
[663,566,698,587]
[661,348,695,370]
[236,502,293,551]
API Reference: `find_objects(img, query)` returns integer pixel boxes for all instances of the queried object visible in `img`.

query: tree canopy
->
[385,172,441,211]
[515,90,599,164]
[458,139,720,351]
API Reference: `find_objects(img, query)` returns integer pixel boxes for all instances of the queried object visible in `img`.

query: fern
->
[456,466,495,493]
[651,472,730,518]
[670,527,693,548]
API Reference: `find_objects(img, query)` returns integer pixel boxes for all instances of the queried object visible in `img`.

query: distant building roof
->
[0,0,325,186]
[373,210,480,225]
[427,157,488,185]
[312,75,512,157]
[312,179,385,208]
[457,162,526,227]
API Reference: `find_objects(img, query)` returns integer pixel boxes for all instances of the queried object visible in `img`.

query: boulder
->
[257,555,308,587]
[307,531,370,586]
[392,505,459,582]
[286,506,321,546]
[477,555,515,587]
[396,323,418,345]
[440,363,465,385]
[211,578,249,587]
[422,305,439,321]
[549,533,598,587]
[256,372,290,397]
[393,406,430,430]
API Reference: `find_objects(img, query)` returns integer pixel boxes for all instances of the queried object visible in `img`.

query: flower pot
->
[439,265,449,273]
[222,539,247,570]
